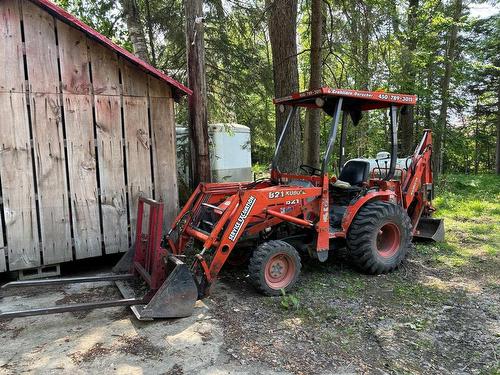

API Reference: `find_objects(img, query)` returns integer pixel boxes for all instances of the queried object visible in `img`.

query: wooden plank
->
[24,1,72,265]
[57,18,100,259]
[88,39,120,96]
[0,0,24,93]
[63,94,101,258]
[121,59,148,97]
[149,78,177,230]
[0,93,40,270]
[22,0,59,94]
[148,77,172,98]
[56,20,91,95]
[123,96,152,240]
[30,92,72,264]
[0,200,6,271]
[150,94,178,231]
[95,95,128,254]
[0,257,5,274]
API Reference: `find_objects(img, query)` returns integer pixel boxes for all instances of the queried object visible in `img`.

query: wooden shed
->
[0,0,191,275]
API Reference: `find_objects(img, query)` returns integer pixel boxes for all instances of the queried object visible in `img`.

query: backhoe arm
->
[402,129,434,227]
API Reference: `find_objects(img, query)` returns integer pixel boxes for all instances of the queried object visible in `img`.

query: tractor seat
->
[332,160,371,190]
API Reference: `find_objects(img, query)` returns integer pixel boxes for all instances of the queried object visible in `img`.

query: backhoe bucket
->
[414,217,445,242]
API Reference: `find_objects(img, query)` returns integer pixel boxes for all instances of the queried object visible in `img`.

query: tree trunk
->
[399,0,418,156]
[185,0,211,185]
[121,0,149,62]
[145,0,157,66]
[435,0,463,176]
[424,61,432,131]
[267,0,302,173]
[474,108,479,174]
[304,0,323,168]
[496,84,500,174]
[359,3,371,157]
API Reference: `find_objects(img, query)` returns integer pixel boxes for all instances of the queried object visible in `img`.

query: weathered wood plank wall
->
[0,0,179,272]
[1,0,39,270]
[89,39,128,254]
[0,221,5,272]
[0,94,40,270]
[149,78,178,231]
[123,95,152,240]
[0,0,25,93]
[24,2,72,265]
[57,20,101,259]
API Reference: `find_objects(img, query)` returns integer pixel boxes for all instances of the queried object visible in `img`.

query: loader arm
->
[166,182,324,297]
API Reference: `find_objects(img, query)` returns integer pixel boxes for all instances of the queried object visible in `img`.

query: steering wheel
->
[300,164,322,176]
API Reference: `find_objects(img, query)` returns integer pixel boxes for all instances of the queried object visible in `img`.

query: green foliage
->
[56,0,499,173]
[420,173,500,268]
[54,0,130,47]
[280,289,300,310]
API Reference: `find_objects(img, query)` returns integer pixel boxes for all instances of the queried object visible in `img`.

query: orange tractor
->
[171,87,444,298]
[0,88,443,320]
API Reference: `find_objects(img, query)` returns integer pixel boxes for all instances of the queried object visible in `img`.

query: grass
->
[417,174,500,271]
[272,174,499,323]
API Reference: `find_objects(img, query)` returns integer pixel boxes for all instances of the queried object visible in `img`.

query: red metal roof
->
[30,0,192,99]
[273,87,417,111]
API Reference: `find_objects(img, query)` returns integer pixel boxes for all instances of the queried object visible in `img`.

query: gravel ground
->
[209,246,499,375]
[0,243,498,375]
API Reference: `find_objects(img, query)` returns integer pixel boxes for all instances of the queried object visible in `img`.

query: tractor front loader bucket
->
[414,217,445,242]
[0,198,198,321]
[115,254,197,320]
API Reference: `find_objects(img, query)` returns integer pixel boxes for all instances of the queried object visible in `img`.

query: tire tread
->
[346,201,412,274]
[248,240,302,296]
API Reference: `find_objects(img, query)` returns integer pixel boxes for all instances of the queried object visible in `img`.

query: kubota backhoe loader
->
[0,87,444,320]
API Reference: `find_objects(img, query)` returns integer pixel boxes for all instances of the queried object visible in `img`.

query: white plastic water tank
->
[209,123,252,182]
[175,124,252,183]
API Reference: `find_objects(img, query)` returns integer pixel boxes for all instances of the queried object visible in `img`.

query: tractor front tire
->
[248,240,301,296]
[346,201,412,274]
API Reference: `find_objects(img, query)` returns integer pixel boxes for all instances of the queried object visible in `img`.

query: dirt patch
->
[117,335,164,359]
[0,321,20,335]
[210,245,499,375]
[69,342,112,364]
[8,326,24,339]
[164,363,184,375]
[55,285,122,319]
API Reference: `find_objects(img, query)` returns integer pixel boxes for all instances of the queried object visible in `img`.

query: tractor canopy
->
[273,87,417,113]
[271,87,418,179]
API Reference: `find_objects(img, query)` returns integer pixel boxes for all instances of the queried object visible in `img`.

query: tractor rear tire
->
[248,240,301,296]
[346,201,412,274]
